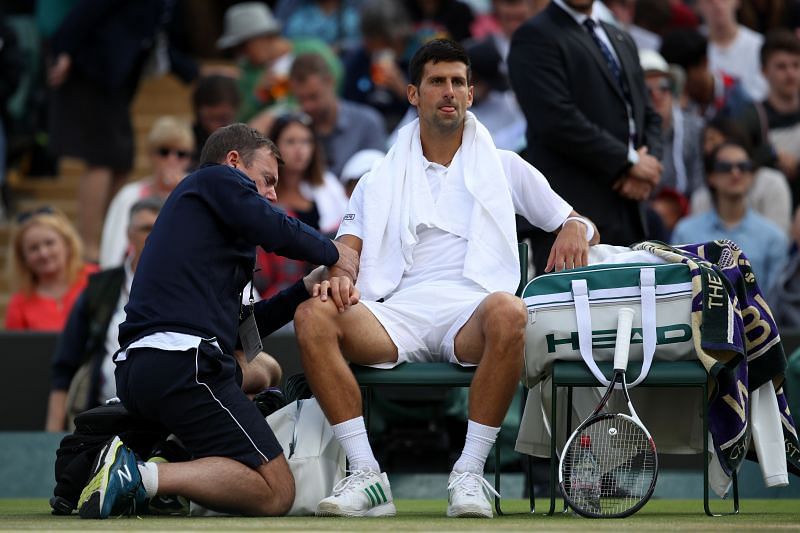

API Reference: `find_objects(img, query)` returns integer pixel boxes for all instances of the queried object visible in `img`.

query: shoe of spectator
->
[316,470,396,517]
[77,436,147,518]
[446,471,499,518]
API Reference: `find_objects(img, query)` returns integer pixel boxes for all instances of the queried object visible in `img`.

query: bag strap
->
[634,268,656,387]
[570,267,657,388]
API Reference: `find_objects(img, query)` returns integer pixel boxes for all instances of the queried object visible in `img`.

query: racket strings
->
[563,415,657,517]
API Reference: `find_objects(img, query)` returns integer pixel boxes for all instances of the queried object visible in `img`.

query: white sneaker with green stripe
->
[316,470,396,517]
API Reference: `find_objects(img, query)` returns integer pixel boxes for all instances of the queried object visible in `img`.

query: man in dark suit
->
[508,0,663,273]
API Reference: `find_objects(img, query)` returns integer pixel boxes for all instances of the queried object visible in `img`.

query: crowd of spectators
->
[3,0,800,394]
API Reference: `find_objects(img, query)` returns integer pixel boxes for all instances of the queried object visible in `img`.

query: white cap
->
[217,2,281,50]
[340,149,385,183]
[638,49,670,76]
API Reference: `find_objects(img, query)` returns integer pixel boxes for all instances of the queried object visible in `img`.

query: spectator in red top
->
[5,207,98,331]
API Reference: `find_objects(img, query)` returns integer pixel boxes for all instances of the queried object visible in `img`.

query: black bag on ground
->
[51,402,169,515]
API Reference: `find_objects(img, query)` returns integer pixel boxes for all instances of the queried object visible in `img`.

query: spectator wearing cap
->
[98,117,194,268]
[217,2,343,124]
[640,48,705,197]
[289,52,387,176]
[339,148,385,197]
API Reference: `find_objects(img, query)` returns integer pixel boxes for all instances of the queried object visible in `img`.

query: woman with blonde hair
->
[5,207,98,331]
[98,116,194,268]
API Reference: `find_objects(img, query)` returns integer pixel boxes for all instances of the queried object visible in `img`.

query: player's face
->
[239,148,279,202]
[408,60,473,136]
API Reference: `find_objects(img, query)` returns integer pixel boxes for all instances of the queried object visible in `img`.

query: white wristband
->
[563,216,594,242]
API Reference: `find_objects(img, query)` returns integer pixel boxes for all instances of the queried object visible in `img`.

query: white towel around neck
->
[354,112,519,301]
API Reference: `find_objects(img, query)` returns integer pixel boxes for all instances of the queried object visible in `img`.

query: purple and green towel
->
[633,240,800,478]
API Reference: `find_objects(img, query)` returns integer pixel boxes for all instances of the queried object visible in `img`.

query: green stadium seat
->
[351,242,529,516]
[541,359,740,516]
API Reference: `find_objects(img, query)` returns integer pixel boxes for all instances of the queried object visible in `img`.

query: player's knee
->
[484,292,527,334]
[294,298,331,332]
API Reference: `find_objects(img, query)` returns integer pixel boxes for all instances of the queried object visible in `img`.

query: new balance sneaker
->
[446,471,500,518]
[316,470,396,517]
[77,436,147,519]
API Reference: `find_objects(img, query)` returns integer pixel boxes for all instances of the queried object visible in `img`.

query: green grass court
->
[2,499,799,531]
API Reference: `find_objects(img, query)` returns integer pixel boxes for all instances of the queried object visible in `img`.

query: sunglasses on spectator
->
[156,147,191,159]
[16,205,56,224]
[647,79,671,94]
[713,160,753,174]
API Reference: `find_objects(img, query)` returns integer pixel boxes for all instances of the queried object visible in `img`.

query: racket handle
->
[613,307,636,371]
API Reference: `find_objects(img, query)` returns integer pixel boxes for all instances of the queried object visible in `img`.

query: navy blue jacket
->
[119,163,339,354]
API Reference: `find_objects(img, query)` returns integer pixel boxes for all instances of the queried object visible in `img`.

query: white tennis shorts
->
[361,281,489,369]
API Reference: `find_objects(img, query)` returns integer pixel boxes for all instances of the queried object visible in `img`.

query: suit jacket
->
[508,2,662,247]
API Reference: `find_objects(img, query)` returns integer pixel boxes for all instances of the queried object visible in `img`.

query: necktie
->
[583,18,637,143]
[583,18,627,98]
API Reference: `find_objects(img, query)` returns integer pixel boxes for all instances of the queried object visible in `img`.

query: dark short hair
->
[199,123,283,166]
[761,29,800,67]
[289,53,333,83]
[408,38,471,87]
[660,29,707,70]
[128,196,164,226]
[192,74,241,113]
[704,116,752,154]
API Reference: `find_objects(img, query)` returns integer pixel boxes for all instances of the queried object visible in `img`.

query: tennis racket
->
[558,307,658,518]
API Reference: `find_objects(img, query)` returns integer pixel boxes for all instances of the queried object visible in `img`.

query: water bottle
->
[571,435,601,513]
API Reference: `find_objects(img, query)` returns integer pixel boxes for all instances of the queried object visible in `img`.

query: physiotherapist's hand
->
[545,221,590,272]
[303,266,327,295]
[314,275,360,313]
[332,240,359,282]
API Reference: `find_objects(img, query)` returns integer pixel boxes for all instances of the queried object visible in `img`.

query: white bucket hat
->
[638,49,670,76]
[217,2,282,50]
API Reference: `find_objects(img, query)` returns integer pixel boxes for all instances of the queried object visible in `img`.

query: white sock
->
[331,416,380,472]
[453,420,500,474]
[138,461,159,498]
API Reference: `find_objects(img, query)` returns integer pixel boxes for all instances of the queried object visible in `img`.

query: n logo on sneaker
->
[116,464,133,485]
[362,483,387,506]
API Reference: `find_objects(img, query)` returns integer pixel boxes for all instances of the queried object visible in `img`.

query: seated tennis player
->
[294,38,599,518]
